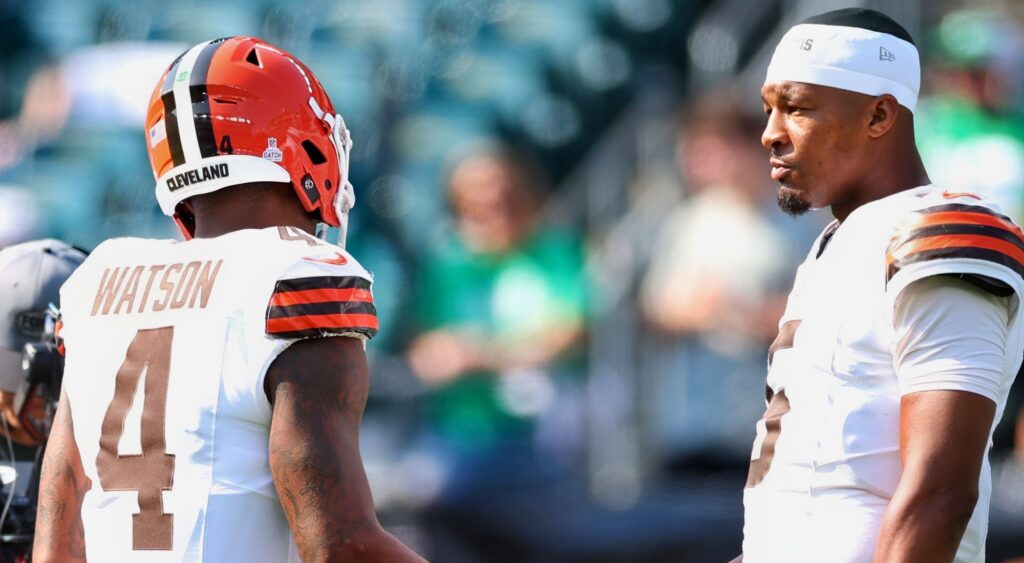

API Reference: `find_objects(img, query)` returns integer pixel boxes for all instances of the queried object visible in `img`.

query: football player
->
[33,37,426,563]
[739,8,1024,563]
[0,240,85,556]
[0,240,85,449]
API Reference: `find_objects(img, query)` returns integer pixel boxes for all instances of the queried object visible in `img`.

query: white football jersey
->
[57,226,377,562]
[743,186,1024,562]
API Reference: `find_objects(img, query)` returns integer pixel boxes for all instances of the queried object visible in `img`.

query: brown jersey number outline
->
[745,320,799,489]
[95,326,176,550]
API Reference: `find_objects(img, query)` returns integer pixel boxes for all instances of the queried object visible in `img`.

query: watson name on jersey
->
[743,186,1024,562]
[57,227,376,562]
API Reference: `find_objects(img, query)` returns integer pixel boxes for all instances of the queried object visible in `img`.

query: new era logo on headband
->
[879,46,895,61]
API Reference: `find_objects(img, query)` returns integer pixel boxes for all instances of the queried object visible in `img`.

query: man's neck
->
[830,150,931,222]
[192,214,316,239]
[184,182,319,239]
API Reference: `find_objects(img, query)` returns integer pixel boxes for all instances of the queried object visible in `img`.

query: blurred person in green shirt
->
[915,8,1024,218]
[404,144,589,561]
[408,144,588,453]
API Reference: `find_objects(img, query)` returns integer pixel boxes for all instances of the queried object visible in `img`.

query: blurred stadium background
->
[1,0,1023,560]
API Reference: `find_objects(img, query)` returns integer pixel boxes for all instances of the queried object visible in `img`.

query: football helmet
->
[0,239,85,445]
[145,36,355,245]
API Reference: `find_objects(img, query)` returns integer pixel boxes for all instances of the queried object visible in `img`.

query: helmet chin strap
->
[324,183,353,247]
[334,210,350,249]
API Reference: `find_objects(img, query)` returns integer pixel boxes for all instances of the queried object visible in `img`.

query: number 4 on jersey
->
[96,327,176,551]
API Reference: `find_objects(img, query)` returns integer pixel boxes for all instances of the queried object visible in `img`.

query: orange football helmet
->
[145,36,355,244]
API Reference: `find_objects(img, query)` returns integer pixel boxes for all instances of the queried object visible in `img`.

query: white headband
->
[765,23,920,113]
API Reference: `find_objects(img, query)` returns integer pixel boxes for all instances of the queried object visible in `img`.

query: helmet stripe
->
[189,39,227,158]
[170,41,213,163]
[161,92,185,166]
[161,52,184,95]
[160,55,186,167]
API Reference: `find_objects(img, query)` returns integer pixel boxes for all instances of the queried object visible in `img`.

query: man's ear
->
[867,95,901,138]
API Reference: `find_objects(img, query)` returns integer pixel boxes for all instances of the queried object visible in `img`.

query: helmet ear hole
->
[301,140,327,165]
[245,48,261,67]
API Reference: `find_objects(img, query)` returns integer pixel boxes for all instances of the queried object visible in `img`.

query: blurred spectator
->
[408,144,588,451]
[916,8,1024,218]
[0,4,45,123]
[406,144,589,560]
[0,64,69,171]
[0,3,60,171]
[638,93,811,469]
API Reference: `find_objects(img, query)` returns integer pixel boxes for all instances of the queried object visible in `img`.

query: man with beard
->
[740,8,1024,563]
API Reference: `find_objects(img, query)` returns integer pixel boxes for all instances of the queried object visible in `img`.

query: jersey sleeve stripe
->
[901,209,1024,242]
[273,275,371,292]
[267,301,376,320]
[266,313,379,338]
[888,233,1024,265]
[266,275,377,339]
[885,203,1024,284]
[269,287,373,307]
[913,203,1015,223]
[889,231,1024,263]
[886,233,1024,282]
[890,223,1024,254]
[888,246,1024,281]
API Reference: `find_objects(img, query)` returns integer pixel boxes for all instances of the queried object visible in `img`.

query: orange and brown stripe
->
[265,276,377,339]
[886,204,1024,283]
[54,319,66,357]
